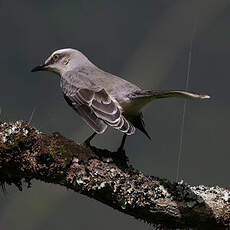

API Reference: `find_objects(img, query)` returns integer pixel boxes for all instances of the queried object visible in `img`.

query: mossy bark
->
[0,121,229,229]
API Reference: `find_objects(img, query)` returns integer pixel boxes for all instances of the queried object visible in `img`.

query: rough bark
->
[0,121,229,229]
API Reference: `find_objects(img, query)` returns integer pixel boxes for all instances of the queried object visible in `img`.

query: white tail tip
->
[199,94,210,99]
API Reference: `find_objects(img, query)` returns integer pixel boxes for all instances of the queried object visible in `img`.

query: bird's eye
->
[53,54,59,62]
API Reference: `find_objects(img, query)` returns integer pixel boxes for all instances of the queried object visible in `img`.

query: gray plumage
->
[31,48,210,144]
[60,67,136,135]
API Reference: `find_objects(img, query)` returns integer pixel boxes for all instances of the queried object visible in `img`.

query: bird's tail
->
[126,90,210,115]
[124,90,209,139]
[124,90,210,120]
[148,90,210,100]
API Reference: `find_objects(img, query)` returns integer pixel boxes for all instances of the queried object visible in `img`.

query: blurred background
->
[0,0,229,229]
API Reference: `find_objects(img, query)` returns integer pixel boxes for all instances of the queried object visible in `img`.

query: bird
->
[31,48,210,152]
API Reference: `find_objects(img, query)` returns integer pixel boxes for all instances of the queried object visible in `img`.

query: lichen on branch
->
[0,121,229,229]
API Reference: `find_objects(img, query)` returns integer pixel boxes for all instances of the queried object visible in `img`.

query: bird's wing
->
[61,78,135,135]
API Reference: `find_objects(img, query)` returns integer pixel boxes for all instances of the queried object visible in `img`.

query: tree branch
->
[0,121,229,229]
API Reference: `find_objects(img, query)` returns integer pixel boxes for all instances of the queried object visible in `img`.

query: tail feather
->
[123,90,210,139]
[123,90,210,140]
[125,113,151,140]
[131,90,210,100]
[149,90,210,100]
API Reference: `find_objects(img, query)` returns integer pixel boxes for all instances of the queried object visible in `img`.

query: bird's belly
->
[120,97,153,116]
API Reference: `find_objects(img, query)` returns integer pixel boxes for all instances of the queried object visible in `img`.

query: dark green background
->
[0,0,229,229]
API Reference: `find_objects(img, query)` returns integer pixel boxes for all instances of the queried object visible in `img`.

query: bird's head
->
[31,48,91,75]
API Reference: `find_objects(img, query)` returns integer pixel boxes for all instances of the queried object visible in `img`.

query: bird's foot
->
[82,139,93,148]
[82,132,97,147]
[116,147,126,154]
[116,134,127,153]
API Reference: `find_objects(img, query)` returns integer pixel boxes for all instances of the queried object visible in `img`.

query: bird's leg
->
[84,132,97,146]
[117,134,127,152]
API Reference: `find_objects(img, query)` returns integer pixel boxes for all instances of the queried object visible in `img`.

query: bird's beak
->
[31,64,47,72]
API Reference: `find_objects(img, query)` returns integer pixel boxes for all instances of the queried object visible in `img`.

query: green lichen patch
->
[48,145,69,162]
[36,132,98,168]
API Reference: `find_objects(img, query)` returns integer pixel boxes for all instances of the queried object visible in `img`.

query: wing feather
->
[61,79,135,135]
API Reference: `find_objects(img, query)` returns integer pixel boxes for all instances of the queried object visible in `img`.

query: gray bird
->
[31,48,209,151]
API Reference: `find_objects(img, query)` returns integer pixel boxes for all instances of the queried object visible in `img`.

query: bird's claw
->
[82,140,91,147]
[116,147,125,154]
